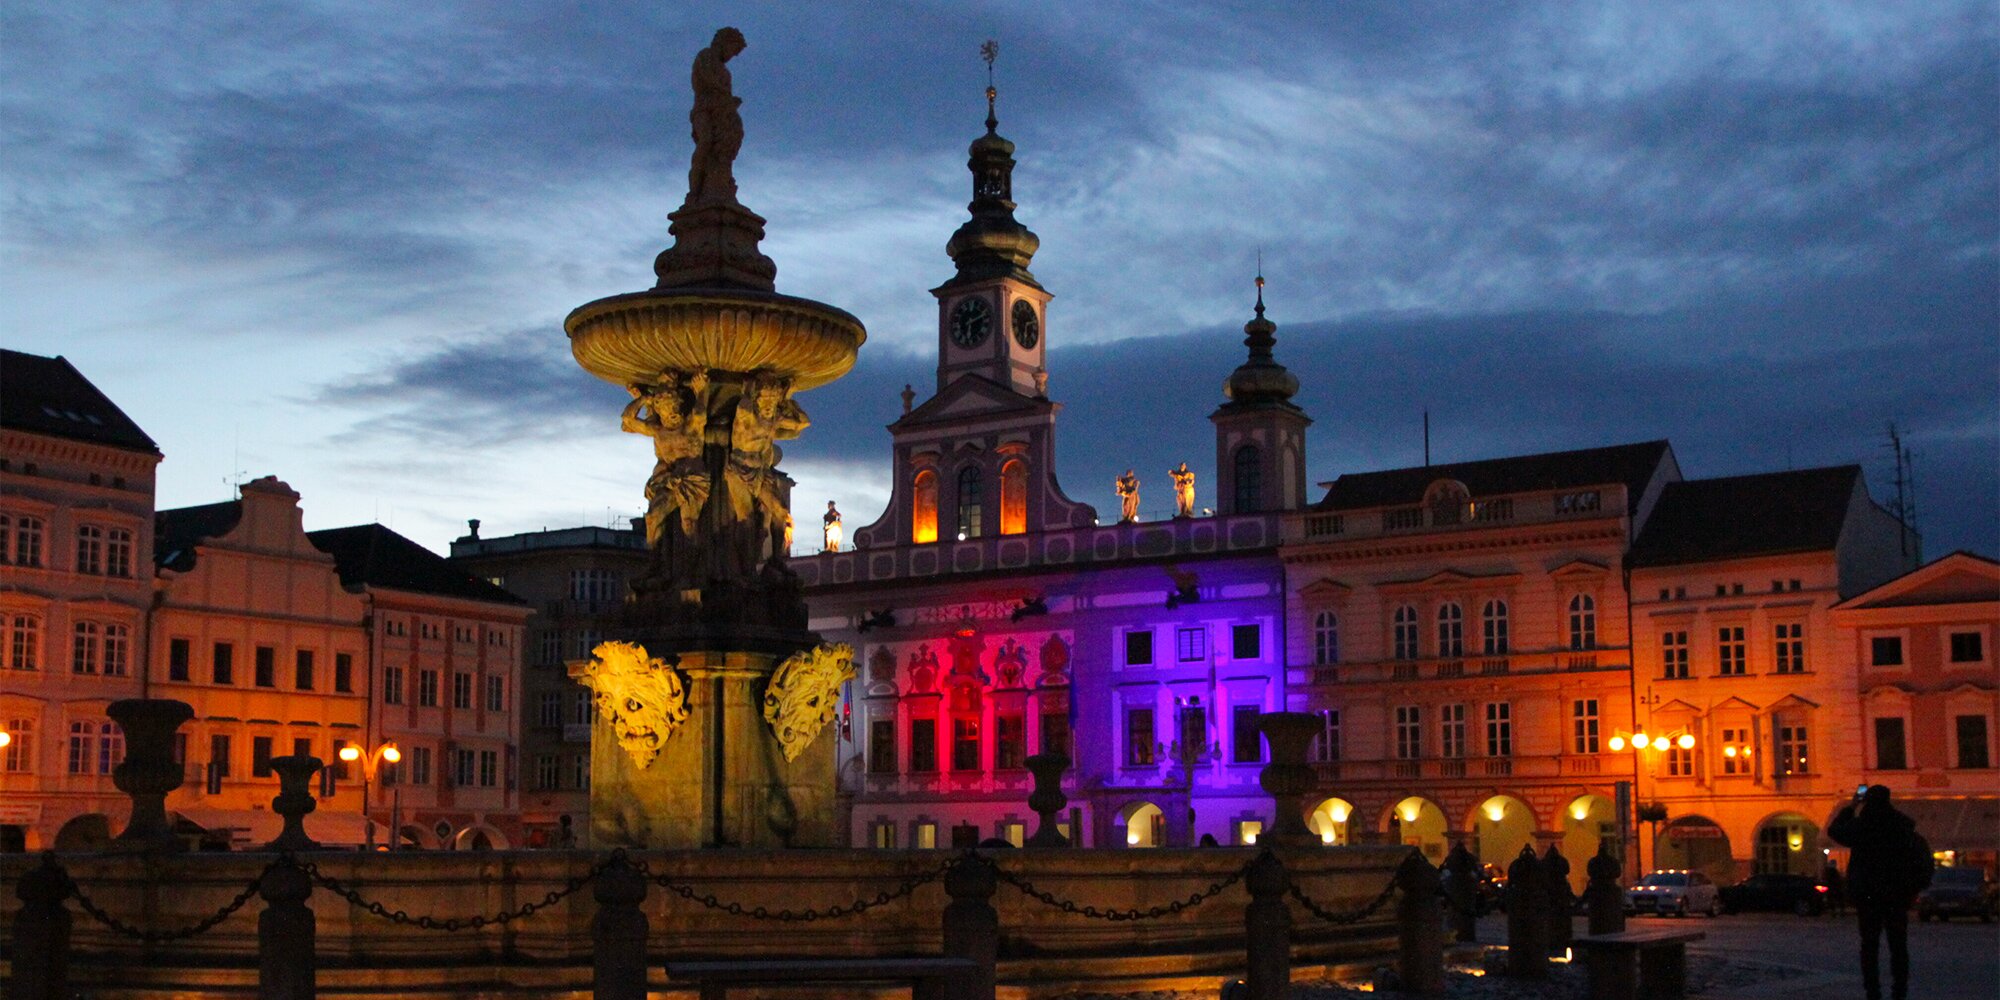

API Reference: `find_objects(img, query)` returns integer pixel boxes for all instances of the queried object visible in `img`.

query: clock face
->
[1011,300,1040,350]
[949,297,992,349]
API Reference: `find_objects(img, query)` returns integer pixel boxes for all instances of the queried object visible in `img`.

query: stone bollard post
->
[1255,713,1321,847]
[1395,850,1446,994]
[107,698,194,853]
[942,852,999,1000]
[258,857,316,1000]
[265,756,324,852]
[1243,849,1291,1000]
[1585,840,1626,936]
[1504,845,1548,979]
[591,851,648,1000]
[1441,840,1479,943]
[12,852,73,1000]
[1023,752,1071,847]
[1542,843,1573,955]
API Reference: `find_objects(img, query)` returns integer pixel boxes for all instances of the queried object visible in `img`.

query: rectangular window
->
[102,624,128,676]
[1123,630,1153,666]
[1721,727,1749,775]
[169,638,191,682]
[1661,631,1688,679]
[409,746,432,786]
[69,723,91,774]
[869,719,897,774]
[7,614,40,670]
[1870,636,1904,667]
[1395,706,1422,759]
[105,528,133,577]
[330,739,351,780]
[908,718,937,772]
[915,822,938,849]
[1040,711,1070,757]
[571,753,589,790]
[1176,627,1206,662]
[452,673,473,710]
[294,649,315,690]
[1716,627,1746,676]
[1232,705,1263,763]
[293,737,313,760]
[213,641,235,684]
[572,690,592,725]
[419,669,439,707]
[569,568,620,603]
[1950,632,1985,663]
[1439,703,1466,758]
[1572,699,1600,754]
[1666,744,1693,777]
[871,822,897,849]
[254,645,275,687]
[383,665,405,704]
[995,714,1025,770]
[252,736,274,777]
[1773,623,1805,674]
[1484,702,1512,757]
[1777,723,1809,775]
[453,749,476,786]
[210,733,232,778]
[538,692,562,728]
[12,517,44,567]
[71,621,99,674]
[951,717,980,771]
[485,675,504,712]
[1956,715,1991,769]
[3,718,31,772]
[479,749,498,787]
[334,653,353,692]
[539,630,562,666]
[1125,707,1156,766]
[1231,623,1260,660]
[76,524,103,575]
[534,754,560,791]
[1313,709,1340,763]
[1176,702,1207,751]
[1874,717,1908,770]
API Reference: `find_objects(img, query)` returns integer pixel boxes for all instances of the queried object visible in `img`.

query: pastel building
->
[0,350,161,851]
[794,99,1305,850]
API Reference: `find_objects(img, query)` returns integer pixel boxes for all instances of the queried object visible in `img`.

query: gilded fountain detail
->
[566,27,862,848]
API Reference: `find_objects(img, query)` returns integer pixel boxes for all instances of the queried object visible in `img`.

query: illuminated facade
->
[153,477,373,848]
[309,524,531,849]
[797,98,1307,849]
[447,521,650,847]
[0,350,161,852]
[1830,551,1999,871]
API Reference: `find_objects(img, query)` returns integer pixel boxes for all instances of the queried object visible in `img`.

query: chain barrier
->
[634,852,956,922]
[299,853,617,932]
[995,856,1249,921]
[69,858,279,943]
[1286,873,1401,926]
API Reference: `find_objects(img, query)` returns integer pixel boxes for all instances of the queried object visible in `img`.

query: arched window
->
[956,466,984,539]
[1233,445,1263,513]
[1392,605,1420,660]
[1313,611,1339,665]
[1569,594,1597,651]
[1436,602,1464,657]
[1482,600,1509,655]
[999,459,1028,535]
[911,469,938,544]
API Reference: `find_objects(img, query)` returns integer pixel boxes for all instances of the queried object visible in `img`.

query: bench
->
[664,957,980,1000]
[1573,928,1705,1000]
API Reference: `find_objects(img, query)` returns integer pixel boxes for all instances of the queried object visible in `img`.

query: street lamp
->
[339,743,401,851]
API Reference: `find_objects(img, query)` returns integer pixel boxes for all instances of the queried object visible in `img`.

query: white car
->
[1625,869,1720,917]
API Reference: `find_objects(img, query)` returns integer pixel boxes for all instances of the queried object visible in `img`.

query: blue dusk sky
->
[3,2,1994,558]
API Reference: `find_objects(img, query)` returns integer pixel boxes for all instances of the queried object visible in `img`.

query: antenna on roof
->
[1885,422,1919,560]
[1423,410,1431,467]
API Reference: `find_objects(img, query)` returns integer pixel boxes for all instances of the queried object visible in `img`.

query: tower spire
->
[981,39,999,133]
[939,39,1040,291]
[1224,265,1294,399]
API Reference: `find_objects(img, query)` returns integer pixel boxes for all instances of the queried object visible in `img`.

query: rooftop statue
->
[1171,462,1196,518]
[687,27,747,205]
[1116,469,1141,523]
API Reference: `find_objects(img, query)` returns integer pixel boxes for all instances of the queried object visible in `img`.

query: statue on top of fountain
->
[655,25,777,291]
[687,27,746,205]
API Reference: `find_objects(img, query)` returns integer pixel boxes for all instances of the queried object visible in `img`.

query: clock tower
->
[931,78,1050,396]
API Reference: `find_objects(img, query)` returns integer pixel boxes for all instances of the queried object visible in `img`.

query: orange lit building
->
[1831,551,1999,872]
[1626,466,1917,881]
[0,350,161,851]
[152,477,374,848]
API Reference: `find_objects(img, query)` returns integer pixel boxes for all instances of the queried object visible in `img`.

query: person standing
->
[1829,785,1933,1000]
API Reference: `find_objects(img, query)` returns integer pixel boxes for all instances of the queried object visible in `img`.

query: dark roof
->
[155,501,244,571]
[308,524,526,605]
[1314,440,1672,512]
[1629,466,1863,567]
[1,349,160,453]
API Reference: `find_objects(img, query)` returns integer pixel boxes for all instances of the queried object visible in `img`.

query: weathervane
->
[981,39,999,131]
[1255,249,1266,315]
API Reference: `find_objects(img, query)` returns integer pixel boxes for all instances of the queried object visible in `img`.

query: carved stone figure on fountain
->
[621,369,711,592]
[723,376,808,582]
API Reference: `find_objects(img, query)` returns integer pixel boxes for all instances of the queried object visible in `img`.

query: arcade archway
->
[1472,795,1535,869]
[1754,813,1820,876]
[1655,815,1734,883]
[1119,801,1164,848]
[1386,796,1448,863]
[1309,797,1355,846]
[1561,794,1616,892]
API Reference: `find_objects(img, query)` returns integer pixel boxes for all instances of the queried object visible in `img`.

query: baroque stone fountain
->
[566,27,863,849]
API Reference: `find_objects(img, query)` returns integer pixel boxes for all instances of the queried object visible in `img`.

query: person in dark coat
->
[1829,785,1929,1000]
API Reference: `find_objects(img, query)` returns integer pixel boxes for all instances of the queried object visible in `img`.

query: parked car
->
[1718,873,1830,916]
[1916,866,1998,923]
[1625,869,1720,917]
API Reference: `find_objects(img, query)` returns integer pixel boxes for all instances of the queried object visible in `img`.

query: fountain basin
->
[566,287,866,390]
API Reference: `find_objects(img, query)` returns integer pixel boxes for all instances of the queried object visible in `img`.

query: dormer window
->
[1423,480,1470,526]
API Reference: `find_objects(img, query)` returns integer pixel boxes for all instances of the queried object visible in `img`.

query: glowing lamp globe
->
[1608,736,1626,752]
[339,746,362,763]
[1675,733,1696,750]
[382,746,402,764]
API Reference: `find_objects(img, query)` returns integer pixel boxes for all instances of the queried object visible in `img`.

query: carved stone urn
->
[265,755,324,852]
[107,698,193,853]
[1255,711,1321,847]
[1024,752,1071,847]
